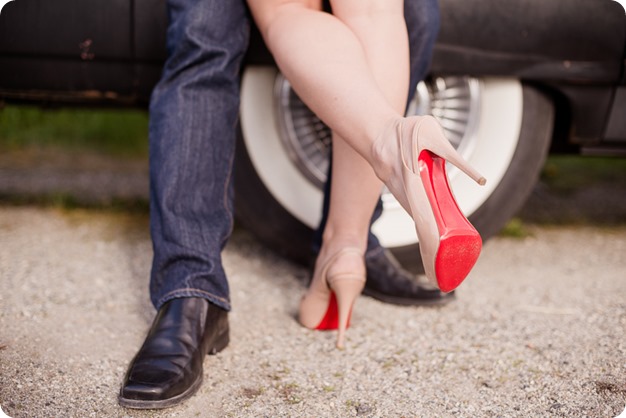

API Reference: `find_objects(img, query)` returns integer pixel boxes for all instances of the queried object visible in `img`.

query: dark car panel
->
[0,0,165,102]
[0,0,136,100]
[134,0,168,62]
[433,0,626,83]
[0,0,132,59]
[606,87,626,141]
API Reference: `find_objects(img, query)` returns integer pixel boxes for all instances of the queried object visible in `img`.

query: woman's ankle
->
[315,240,366,280]
[318,231,366,261]
[370,116,403,183]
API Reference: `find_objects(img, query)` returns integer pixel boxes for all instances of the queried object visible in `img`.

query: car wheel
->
[235,66,554,269]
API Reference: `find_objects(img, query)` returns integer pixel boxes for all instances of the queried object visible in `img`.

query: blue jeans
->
[148,0,440,311]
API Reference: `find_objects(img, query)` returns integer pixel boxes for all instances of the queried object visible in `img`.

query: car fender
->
[431,0,626,84]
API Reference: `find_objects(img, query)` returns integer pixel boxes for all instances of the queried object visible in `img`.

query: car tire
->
[235,66,554,269]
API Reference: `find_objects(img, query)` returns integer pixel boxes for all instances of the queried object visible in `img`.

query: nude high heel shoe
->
[298,247,366,349]
[373,115,487,292]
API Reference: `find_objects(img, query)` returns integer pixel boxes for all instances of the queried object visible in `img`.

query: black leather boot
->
[119,297,229,409]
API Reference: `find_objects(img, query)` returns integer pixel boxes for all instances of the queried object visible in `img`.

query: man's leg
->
[119,0,250,409]
[314,0,449,306]
[149,0,250,311]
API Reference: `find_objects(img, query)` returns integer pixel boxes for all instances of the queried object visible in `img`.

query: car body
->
[1,0,625,267]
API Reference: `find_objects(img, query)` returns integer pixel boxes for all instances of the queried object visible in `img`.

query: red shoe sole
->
[315,292,352,331]
[419,150,482,292]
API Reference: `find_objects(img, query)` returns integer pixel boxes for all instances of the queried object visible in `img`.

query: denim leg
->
[149,0,250,311]
[405,0,441,102]
[314,0,441,255]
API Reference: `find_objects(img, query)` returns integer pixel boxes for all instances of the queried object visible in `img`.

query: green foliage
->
[499,217,531,238]
[541,155,626,192]
[0,105,149,157]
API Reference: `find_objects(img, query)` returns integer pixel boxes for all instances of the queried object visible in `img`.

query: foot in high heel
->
[372,115,487,292]
[298,247,366,349]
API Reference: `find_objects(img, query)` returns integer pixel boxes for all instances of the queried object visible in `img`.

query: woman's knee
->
[329,0,404,35]
[247,0,322,36]
[330,0,403,22]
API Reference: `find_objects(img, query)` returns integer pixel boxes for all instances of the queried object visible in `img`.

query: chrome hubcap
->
[275,75,481,190]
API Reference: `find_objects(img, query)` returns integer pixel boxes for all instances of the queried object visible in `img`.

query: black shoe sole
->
[118,374,204,410]
[118,328,230,410]
[362,287,456,306]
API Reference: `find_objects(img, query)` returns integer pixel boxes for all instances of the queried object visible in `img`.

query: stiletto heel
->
[330,278,364,349]
[414,116,487,186]
[298,248,366,349]
[373,115,486,292]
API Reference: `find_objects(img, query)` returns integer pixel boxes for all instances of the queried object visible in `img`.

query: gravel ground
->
[0,149,625,417]
[0,206,625,417]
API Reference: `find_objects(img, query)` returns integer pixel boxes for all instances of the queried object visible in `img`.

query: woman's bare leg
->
[248,0,411,346]
[247,0,408,260]
[247,0,403,160]
[320,1,409,262]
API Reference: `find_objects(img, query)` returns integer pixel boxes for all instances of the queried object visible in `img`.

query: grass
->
[2,105,625,176]
[499,217,532,238]
[0,192,150,214]
[540,155,626,192]
[0,105,149,158]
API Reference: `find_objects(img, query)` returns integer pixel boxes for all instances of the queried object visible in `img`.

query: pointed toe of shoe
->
[120,381,166,402]
[119,372,203,409]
